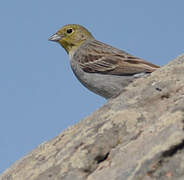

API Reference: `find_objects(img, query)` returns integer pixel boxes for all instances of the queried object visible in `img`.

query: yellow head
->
[49,24,94,54]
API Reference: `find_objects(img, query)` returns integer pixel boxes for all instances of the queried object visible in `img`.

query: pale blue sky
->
[0,0,184,173]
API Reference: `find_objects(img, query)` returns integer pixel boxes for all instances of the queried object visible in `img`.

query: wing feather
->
[74,40,160,75]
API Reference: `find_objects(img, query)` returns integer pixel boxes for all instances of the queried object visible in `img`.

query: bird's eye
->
[66,29,73,34]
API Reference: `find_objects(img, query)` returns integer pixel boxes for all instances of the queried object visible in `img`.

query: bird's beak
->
[48,33,64,42]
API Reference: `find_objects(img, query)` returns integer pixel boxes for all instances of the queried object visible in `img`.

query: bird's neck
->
[59,39,84,54]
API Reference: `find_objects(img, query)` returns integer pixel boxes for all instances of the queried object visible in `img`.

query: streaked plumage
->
[49,24,160,99]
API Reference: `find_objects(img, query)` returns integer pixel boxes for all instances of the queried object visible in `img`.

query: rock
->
[1,55,184,180]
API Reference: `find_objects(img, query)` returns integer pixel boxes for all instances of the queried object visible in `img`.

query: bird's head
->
[49,24,94,54]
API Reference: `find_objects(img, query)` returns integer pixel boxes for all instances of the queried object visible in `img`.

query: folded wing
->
[77,40,160,75]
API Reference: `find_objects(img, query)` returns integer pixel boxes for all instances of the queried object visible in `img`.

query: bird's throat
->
[59,40,82,54]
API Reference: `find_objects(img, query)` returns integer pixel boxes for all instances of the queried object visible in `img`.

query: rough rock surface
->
[1,55,184,180]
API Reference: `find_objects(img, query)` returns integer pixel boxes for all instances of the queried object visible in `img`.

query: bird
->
[49,24,160,99]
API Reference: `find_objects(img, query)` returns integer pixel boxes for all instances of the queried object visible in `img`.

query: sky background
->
[0,0,184,174]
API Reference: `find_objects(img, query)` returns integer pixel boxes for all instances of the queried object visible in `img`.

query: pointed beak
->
[48,33,64,42]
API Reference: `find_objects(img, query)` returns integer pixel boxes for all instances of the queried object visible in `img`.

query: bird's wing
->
[76,40,160,75]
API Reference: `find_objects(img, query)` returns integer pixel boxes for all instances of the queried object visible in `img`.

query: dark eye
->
[66,28,73,34]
